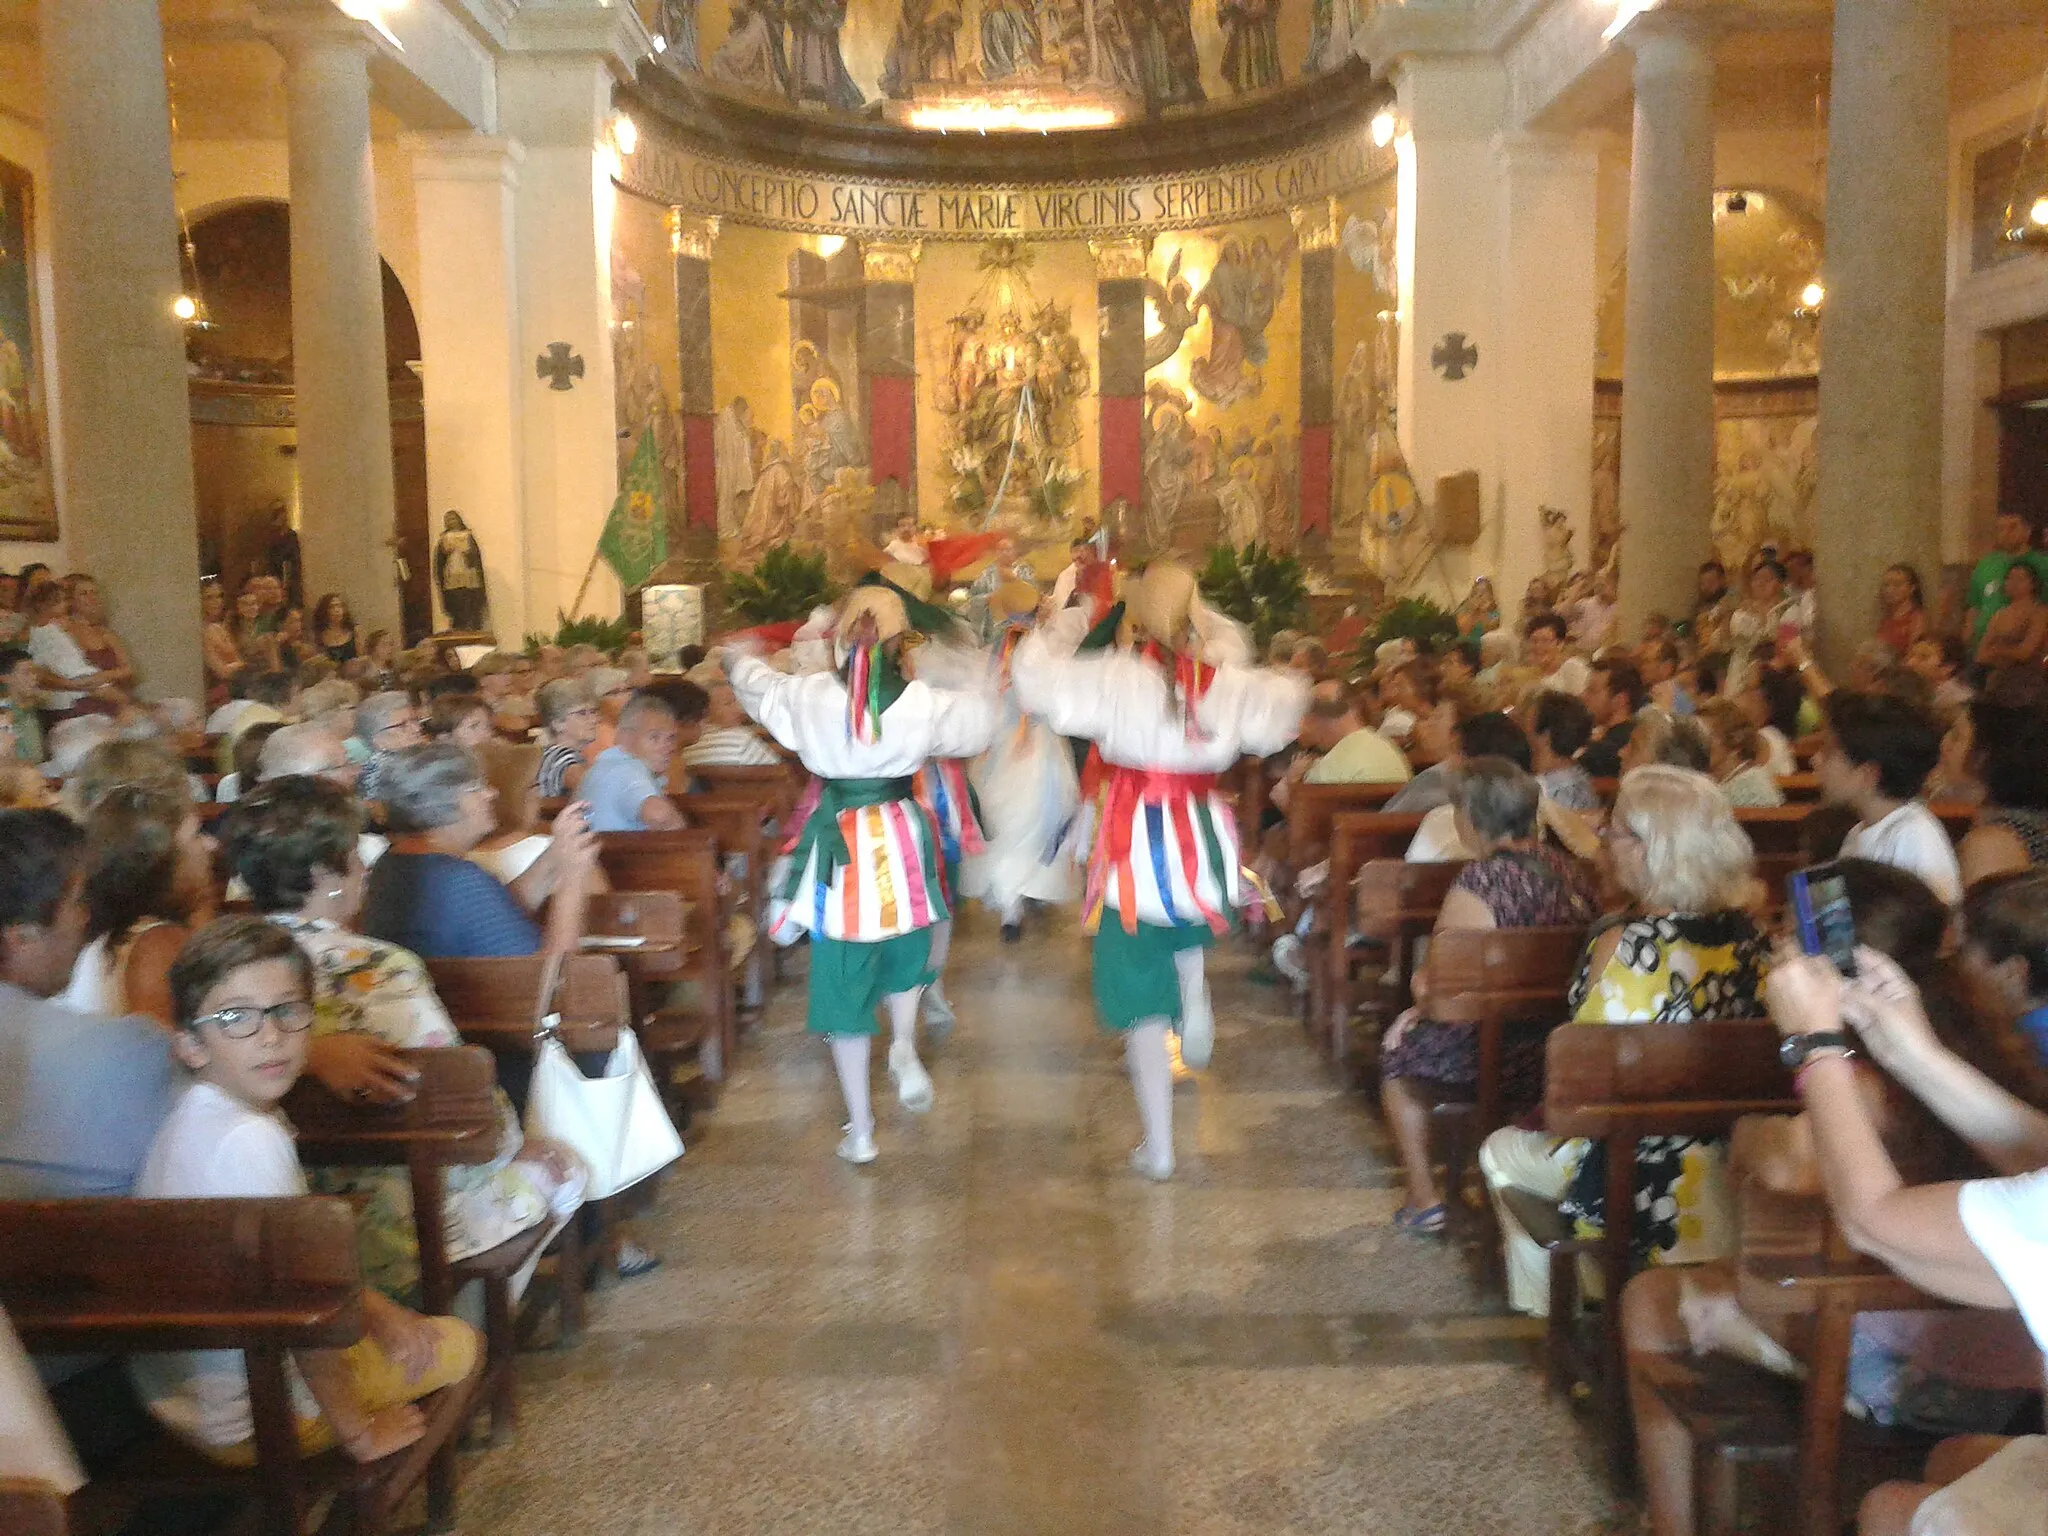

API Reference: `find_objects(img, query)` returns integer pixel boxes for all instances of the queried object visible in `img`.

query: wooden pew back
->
[1288,780,1409,867]
[283,1045,502,1171]
[424,952,627,1056]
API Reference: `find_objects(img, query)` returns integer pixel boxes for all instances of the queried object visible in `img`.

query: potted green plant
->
[723,542,840,626]
[1196,543,1310,654]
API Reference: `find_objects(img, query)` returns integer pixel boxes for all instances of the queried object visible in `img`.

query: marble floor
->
[455,914,1623,1535]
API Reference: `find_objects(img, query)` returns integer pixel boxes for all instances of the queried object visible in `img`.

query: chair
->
[0,1197,480,1536]
[1533,1021,1799,1481]
[285,1045,578,1439]
[1420,924,1589,1249]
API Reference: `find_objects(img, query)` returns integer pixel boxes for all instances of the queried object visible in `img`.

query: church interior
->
[6,2,2048,1534]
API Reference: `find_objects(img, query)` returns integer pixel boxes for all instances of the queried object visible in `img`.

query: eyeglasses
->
[190,999,317,1039]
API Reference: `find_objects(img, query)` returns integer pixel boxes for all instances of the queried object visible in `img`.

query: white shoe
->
[836,1126,878,1164]
[1130,1143,1176,1182]
[889,1040,934,1113]
[1178,991,1215,1071]
[921,985,955,1039]
[1165,1032,1194,1084]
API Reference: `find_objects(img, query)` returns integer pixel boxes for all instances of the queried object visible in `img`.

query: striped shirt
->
[681,726,781,769]
[536,744,585,797]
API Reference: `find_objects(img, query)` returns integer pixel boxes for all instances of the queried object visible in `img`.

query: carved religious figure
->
[1540,506,1576,589]
[707,0,791,94]
[1331,342,1375,552]
[1189,233,1295,407]
[803,377,864,499]
[738,439,802,564]
[1143,249,1198,370]
[434,510,487,632]
[1303,0,1357,73]
[977,0,1046,79]
[657,0,701,69]
[1218,0,1280,92]
[1123,0,1204,109]
[880,0,963,96]
[786,0,864,109]
[714,396,756,541]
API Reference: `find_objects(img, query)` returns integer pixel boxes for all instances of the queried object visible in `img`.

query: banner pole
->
[567,545,605,622]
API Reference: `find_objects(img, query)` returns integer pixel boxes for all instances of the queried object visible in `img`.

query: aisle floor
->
[456,914,1620,1535]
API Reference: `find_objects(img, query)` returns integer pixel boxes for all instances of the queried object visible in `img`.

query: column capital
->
[254,0,387,63]
[1618,11,1718,79]
[407,133,525,188]
[862,242,923,283]
[668,212,721,261]
[1494,128,1600,179]
[1088,237,1149,281]
[504,0,650,81]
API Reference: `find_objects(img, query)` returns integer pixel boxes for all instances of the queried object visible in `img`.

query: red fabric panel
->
[1098,393,1144,509]
[682,413,718,529]
[1297,422,1332,537]
[924,531,1004,581]
[715,619,804,650]
[868,374,916,486]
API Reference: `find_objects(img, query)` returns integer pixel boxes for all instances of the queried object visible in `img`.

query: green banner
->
[599,428,669,592]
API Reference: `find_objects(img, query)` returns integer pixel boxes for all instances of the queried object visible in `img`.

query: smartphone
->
[1787,861,1858,976]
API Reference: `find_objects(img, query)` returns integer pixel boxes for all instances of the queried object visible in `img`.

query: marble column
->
[861,242,921,515]
[273,19,401,635]
[1092,238,1148,540]
[40,0,203,699]
[1496,132,1602,616]
[410,134,527,641]
[672,215,720,544]
[1811,0,1948,671]
[1293,202,1338,547]
[1614,16,1717,634]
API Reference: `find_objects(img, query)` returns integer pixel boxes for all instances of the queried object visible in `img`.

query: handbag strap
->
[532,948,567,1043]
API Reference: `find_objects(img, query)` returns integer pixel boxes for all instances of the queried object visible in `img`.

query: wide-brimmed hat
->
[1122,561,1198,648]
[835,585,910,664]
[880,560,934,601]
[990,580,1041,622]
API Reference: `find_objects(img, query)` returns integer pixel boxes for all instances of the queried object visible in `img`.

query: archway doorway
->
[183,200,432,642]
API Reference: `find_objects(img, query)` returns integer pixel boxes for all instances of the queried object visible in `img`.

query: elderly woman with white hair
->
[1480,764,1771,1315]
[1011,562,1309,1180]
[723,584,998,1165]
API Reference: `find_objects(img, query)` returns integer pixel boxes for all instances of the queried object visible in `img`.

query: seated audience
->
[311,592,359,664]
[1482,766,1769,1315]
[471,741,557,883]
[0,808,177,1198]
[298,678,360,747]
[222,779,585,1304]
[1974,557,2048,675]
[1765,933,2048,1531]
[1578,656,1647,779]
[471,652,535,735]
[1956,868,2048,1073]
[1876,562,1931,659]
[0,645,45,764]
[1906,634,1974,714]
[1819,690,1961,905]
[26,583,124,720]
[59,783,215,1025]
[213,719,284,803]
[1525,690,1599,810]
[1375,657,1440,747]
[580,692,688,832]
[1955,700,2048,887]
[1380,758,1598,1233]
[361,627,398,686]
[205,668,294,752]
[1733,664,1802,777]
[1404,713,1536,862]
[1297,683,1412,788]
[1637,636,1692,716]
[1620,708,1713,777]
[129,916,481,1465]
[1522,612,1588,696]
[536,678,600,795]
[1696,698,1784,807]
[354,690,425,803]
[587,666,632,754]
[65,737,192,819]
[1621,861,2043,1536]
[682,678,786,770]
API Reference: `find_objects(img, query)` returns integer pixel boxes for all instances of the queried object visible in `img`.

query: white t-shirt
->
[1842,800,1962,906]
[1959,1168,2048,1356]
[127,1082,320,1449]
[1542,657,1590,697]
[1759,725,1797,779]
[1405,803,1474,863]
[28,624,94,710]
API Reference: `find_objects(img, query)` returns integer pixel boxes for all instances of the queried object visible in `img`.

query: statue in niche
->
[880,0,963,96]
[802,377,864,501]
[1540,507,1576,590]
[738,439,802,564]
[434,511,488,633]
[1303,0,1357,73]
[977,0,1046,80]
[787,0,864,109]
[708,0,791,95]
[656,0,701,69]
[1122,0,1204,109]
[1189,232,1296,408]
[1218,0,1280,93]
[1143,249,1198,370]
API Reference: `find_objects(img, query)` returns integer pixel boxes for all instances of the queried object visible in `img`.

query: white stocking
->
[999,894,1025,925]
[884,989,922,1052]
[926,918,952,995]
[1173,946,1211,1035]
[1125,1021,1174,1160]
[828,1035,873,1140]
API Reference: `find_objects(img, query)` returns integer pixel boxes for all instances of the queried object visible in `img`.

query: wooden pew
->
[285,1045,578,1438]
[1285,780,1409,871]
[0,1481,66,1536]
[1302,810,1427,1047]
[1321,857,1467,1076]
[596,831,737,1090]
[673,789,775,1016]
[1530,1021,1799,1481]
[1421,924,1589,1257]
[0,1197,479,1536]
[686,761,802,827]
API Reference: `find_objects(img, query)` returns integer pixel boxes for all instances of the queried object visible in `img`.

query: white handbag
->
[521,955,683,1200]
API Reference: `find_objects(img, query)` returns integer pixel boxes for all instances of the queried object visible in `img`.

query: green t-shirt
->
[1968,550,2048,641]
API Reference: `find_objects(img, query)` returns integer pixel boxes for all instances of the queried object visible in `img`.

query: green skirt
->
[1092,919,1213,1032]
[807,929,935,1037]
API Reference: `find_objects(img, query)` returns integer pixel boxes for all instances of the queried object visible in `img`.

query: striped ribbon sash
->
[1082,765,1233,937]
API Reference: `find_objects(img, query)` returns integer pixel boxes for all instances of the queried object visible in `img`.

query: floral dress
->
[270,915,580,1304]
[1556,910,1769,1269]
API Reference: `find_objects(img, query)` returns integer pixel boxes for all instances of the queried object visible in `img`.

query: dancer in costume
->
[1010,562,1307,1179]
[724,585,997,1164]
[959,580,1081,941]
[910,747,982,1033]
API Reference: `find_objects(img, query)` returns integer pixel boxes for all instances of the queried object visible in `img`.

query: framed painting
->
[0,155,54,542]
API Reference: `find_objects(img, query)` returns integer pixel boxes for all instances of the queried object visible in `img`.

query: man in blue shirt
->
[582,693,690,832]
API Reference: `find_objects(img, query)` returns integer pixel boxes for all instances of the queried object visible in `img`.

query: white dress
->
[959,635,1081,913]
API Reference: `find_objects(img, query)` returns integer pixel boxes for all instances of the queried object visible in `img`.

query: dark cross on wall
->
[1431,332,1479,381]
[536,342,585,391]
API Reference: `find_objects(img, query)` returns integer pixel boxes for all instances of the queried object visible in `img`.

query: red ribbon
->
[1086,764,1226,935]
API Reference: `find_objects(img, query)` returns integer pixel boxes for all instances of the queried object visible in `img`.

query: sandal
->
[616,1240,664,1279]
[1392,1203,1447,1236]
